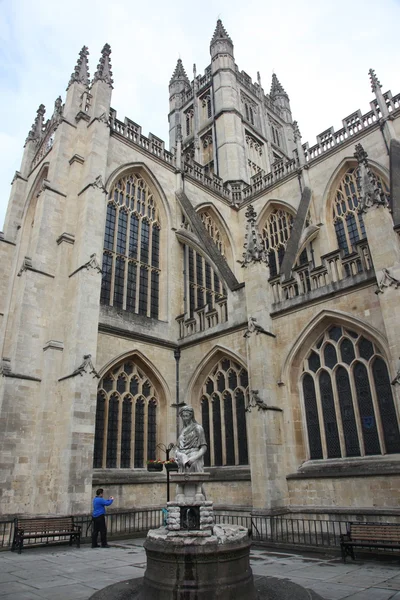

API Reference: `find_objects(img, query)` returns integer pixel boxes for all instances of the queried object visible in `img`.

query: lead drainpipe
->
[174,348,181,439]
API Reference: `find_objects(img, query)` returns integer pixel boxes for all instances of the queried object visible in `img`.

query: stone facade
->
[0,22,400,519]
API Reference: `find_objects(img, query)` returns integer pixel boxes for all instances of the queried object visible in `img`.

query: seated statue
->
[175,405,207,473]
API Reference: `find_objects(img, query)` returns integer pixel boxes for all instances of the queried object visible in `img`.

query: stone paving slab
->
[1,539,400,599]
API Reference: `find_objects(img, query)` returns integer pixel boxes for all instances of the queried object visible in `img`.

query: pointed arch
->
[93,350,169,469]
[187,345,249,467]
[282,309,390,388]
[257,200,297,277]
[101,164,170,320]
[195,202,236,266]
[319,156,390,252]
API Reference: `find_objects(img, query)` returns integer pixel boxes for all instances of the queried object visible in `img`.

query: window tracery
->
[199,211,225,256]
[100,173,161,319]
[301,326,400,460]
[200,92,212,122]
[333,167,389,254]
[185,246,227,316]
[185,107,194,137]
[93,360,159,469]
[261,207,294,277]
[201,132,213,167]
[200,358,249,466]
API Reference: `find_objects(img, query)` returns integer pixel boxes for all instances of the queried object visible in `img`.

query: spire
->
[67,46,90,89]
[93,43,113,87]
[170,59,190,85]
[210,19,232,46]
[270,73,288,99]
[369,68,382,93]
[25,104,46,145]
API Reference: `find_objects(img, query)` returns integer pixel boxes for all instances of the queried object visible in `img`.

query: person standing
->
[91,488,114,548]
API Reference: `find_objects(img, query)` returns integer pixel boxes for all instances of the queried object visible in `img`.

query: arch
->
[21,162,50,223]
[319,156,390,250]
[105,162,172,228]
[257,199,297,228]
[282,309,390,388]
[94,350,170,469]
[98,349,171,403]
[187,344,248,403]
[195,203,236,267]
[258,201,297,277]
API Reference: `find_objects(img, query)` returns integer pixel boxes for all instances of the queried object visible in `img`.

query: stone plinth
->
[170,471,210,503]
[143,524,256,600]
[167,500,214,532]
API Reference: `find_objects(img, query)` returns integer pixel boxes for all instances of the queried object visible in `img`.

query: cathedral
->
[1,19,400,521]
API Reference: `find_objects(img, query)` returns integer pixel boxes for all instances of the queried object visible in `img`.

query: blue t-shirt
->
[92,496,113,518]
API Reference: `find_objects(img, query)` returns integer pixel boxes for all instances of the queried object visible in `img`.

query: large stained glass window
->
[261,208,294,277]
[200,358,249,466]
[100,173,161,319]
[93,360,159,469]
[301,326,400,460]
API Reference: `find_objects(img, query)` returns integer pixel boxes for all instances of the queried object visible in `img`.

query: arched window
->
[184,245,227,316]
[100,173,161,319]
[261,208,294,277]
[199,211,226,257]
[301,326,400,460]
[333,167,389,254]
[93,359,159,469]
[200,358,249,466]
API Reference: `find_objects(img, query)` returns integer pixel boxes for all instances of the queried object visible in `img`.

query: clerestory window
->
[100,173,161,319]
[261,208,294,277]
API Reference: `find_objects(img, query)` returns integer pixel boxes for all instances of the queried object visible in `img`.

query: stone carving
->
[391,358,400,386]
[245,390,269,413]
[175,405,207,473]
[97,112,110,126]
[52,96,63,125]
[243,316,268,338]
[25,104,46,145]
[354,144,388,212]
[0,358,12,376]
[17,256,33,277]
[241,205,268,267]
[83,253,102,273]
[369,68,382,92]
[293,120,302,142]
[375,268,400,294]
[92,175,107,193]
[59,354,100,381]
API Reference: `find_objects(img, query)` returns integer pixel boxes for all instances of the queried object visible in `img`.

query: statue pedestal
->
[170,472,210,503]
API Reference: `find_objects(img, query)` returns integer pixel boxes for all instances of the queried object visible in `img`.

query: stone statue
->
[175,405,207,473]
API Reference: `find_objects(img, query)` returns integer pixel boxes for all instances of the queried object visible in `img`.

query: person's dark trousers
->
[92,515,107,547]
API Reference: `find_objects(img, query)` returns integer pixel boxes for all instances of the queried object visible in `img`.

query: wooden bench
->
[340,522,400,562]
[11,516,81,554]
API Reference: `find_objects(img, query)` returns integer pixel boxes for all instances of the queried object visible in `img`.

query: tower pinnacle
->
[270,73,288,99]
[25,104,46,145]
[210,19,232,46]
[93,44,114,88]
[67,46,90,89]
[369,68,382,93]
[170,59,190,85]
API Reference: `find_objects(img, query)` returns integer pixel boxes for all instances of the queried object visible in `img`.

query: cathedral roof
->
[210,19,232,46]
[170,59,190,84]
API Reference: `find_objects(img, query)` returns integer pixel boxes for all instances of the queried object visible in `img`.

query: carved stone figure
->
[175,405,207,473]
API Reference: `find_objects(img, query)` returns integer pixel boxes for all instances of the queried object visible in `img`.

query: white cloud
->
[0,0,398,228]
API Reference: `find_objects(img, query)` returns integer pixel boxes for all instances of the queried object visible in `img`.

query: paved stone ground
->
[1,539,400,599]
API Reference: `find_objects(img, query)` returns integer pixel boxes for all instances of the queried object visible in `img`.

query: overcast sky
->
[0,0,399,229]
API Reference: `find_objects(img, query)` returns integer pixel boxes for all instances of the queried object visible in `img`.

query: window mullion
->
[368,356,387,454]
[130,394,136,469]
[314,372,328,459]
[143,400,149,464]
[331,364,346,457]
[102,396,110,468]
[349,364,366,456]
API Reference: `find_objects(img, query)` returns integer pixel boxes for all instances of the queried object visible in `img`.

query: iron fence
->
[0,510,358,552]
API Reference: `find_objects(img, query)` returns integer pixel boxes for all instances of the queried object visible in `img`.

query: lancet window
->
[333,167,389,254]
[184,246,227,317]
[200,92,212,121]
[200,358,249,466]
[261,208,294,277]
[100,173,161,319]
[201,132,213,167]
[246,132,264,177]
[301,326,400,460]
[185,107,194,137]
[93,360,159,469]
[199,211,225,257]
